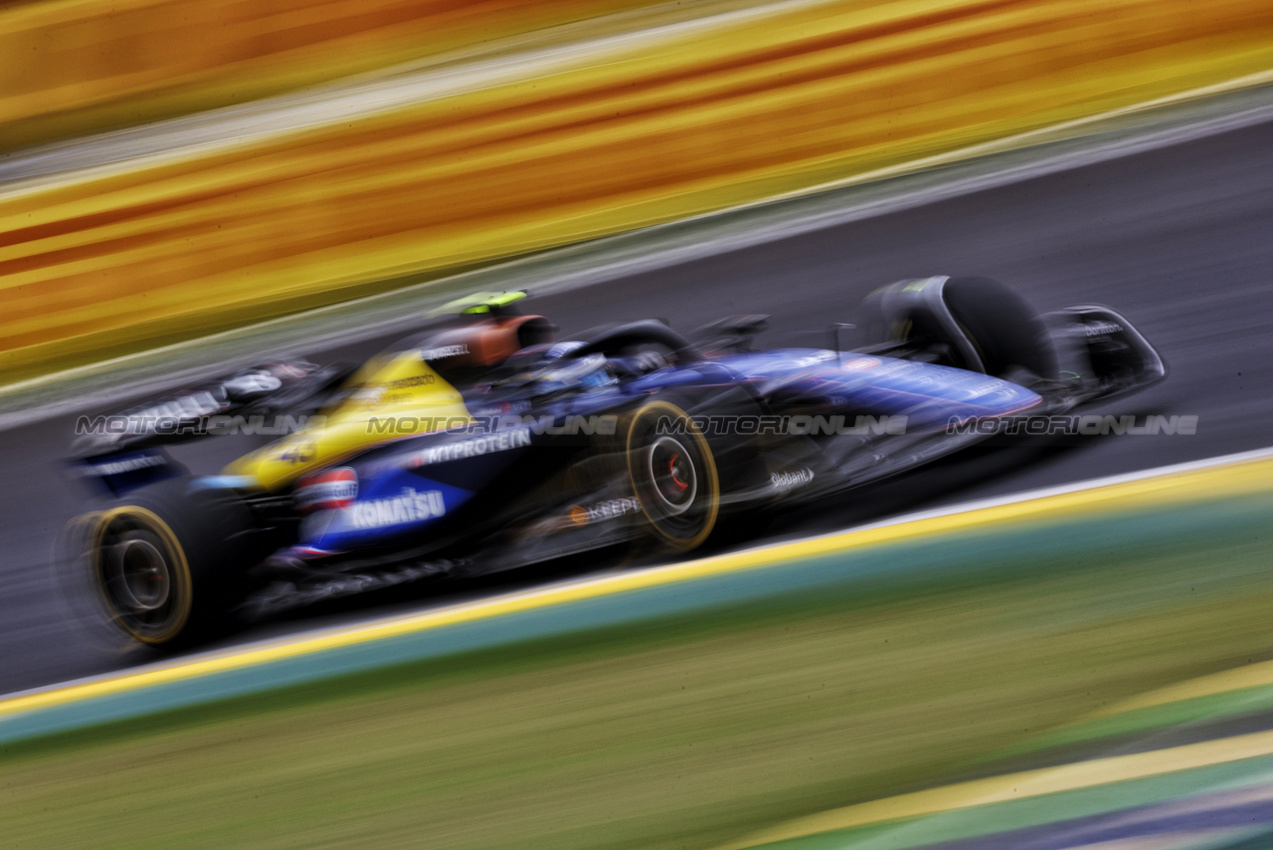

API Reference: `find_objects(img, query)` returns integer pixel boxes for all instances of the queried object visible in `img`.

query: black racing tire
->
[940,276,1057,380]
[85,478,260,648]
[626,400,721,552]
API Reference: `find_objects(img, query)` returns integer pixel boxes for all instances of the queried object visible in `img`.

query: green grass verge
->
[2,505,1271,849]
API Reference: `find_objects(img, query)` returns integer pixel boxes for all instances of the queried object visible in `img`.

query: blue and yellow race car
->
[67,277,1165,647]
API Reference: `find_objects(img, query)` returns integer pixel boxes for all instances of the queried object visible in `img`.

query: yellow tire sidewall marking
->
[626,399,721,551]
[91,505,194,645]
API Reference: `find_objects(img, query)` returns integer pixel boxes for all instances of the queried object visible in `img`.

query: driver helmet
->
[507,341,615,391]
[419,315,555,377]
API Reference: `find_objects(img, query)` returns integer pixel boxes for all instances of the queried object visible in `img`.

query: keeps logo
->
[296,468,358,512]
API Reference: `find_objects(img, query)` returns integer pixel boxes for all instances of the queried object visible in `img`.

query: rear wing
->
[72,447,187,498]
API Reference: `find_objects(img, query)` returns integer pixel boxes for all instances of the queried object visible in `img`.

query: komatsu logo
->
[349,488,446,529]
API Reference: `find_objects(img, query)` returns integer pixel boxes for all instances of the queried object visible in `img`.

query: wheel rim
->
[626,400,720,551]
[647,436,697,515]
[112,537,172,611]
[92,508,192,644]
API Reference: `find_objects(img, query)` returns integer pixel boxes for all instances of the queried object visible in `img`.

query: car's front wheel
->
[939,275,1057,380]
[626,400,721,552]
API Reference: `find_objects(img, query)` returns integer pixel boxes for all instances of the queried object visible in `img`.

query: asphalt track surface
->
[3,115,1272,697]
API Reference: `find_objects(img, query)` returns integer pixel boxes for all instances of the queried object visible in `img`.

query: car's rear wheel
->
[93,507,193,645]
[87,479,259,648]
[626,400,720,552]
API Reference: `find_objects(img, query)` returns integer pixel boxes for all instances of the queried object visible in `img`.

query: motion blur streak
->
[4,455,1273,848]
[3,448,1271,740]
[0,0,662,149]
[2,0,1272,381]
[726,653,1273,848]
[729,731,1273,848]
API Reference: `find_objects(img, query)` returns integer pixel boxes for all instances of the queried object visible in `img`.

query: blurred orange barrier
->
[0,0,656,150]
[3,0,1273,380]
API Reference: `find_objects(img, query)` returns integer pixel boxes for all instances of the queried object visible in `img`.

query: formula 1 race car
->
[66,277,1165,647]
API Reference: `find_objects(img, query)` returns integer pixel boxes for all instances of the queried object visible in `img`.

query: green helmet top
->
[429,290,528,317]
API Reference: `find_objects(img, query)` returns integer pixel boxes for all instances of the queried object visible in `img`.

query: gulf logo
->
[296,467,358,513]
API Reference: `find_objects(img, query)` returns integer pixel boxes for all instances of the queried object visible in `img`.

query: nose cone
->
[850,357,1043,428]
[775,353,1044,429]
